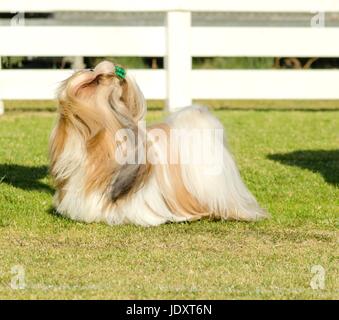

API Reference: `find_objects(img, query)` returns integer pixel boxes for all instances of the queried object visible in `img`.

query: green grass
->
[4,99,339,112]
[0,102,338,299]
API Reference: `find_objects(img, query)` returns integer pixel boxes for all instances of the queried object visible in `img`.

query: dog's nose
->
[94,61,114,74]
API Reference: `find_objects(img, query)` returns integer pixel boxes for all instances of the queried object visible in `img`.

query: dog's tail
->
[166,105,269,221]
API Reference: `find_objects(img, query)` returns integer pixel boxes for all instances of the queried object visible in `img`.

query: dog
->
[49,61,267,226]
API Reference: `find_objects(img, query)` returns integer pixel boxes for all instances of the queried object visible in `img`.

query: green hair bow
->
[115,66,126,79]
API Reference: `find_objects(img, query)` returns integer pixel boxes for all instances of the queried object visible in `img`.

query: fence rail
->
[0,0,339,114]
[2,69,339,101]
[2,26,339,57]
[0,0,338,13]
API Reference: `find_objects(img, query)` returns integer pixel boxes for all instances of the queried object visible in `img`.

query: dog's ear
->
[120,76,146,123]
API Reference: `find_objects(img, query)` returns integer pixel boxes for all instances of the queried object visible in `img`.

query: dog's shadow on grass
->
[0,164,53,194]
[267,149,339,186]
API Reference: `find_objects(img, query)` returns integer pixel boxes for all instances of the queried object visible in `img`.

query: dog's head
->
[57,61,146,135]
[50,61,148,197]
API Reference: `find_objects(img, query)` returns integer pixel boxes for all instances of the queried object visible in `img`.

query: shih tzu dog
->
[49,61,267,226]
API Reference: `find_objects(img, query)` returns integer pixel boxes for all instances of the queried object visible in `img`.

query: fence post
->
[0,56,3,115]
[165,11,192,112]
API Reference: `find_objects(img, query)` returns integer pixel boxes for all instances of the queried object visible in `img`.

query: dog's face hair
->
[57,62,146,129]
[50,61,149,205]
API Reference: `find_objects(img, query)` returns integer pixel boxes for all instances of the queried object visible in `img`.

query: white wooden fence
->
[0,0,339,114]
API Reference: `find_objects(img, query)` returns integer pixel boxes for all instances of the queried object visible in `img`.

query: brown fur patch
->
[85,128,116,194]
[149,123,209,218]
[120,78,145,122]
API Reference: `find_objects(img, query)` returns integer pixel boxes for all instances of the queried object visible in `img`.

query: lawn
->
[0,101,338,299]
